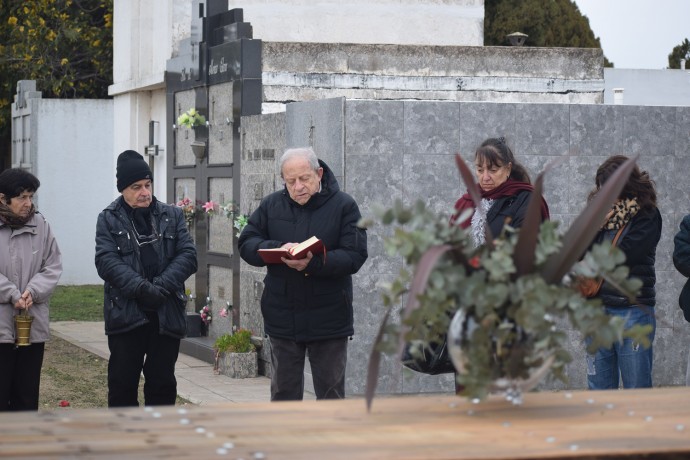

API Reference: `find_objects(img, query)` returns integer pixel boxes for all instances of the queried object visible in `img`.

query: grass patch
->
[50,285,104,321]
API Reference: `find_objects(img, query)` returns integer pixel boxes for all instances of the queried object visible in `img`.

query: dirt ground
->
[39,335,188,410]
[39,335,111,409]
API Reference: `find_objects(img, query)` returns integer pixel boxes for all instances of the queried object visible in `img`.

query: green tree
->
[484,0,613,67]
[0,0,113,167]
[668,38,690,69]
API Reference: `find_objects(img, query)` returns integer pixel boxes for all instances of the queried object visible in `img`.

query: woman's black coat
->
[593,207,662,307]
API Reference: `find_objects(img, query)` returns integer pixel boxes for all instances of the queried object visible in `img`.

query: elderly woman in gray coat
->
[0,168,62,411]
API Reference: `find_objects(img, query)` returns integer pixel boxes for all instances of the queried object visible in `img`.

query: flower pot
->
[190,140,207,160]
[15,314,33,346]
[218,351,258,379]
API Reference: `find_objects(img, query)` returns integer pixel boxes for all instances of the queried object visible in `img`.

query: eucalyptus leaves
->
[363,154,652,409]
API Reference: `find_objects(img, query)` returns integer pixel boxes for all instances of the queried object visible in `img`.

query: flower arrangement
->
[233,214,249,237]
[362,154,652,409]
[174,197,196,228]
[177,108,206,129]
[200,304,212,326]
[202,200,249,237]
[219,302,233,318]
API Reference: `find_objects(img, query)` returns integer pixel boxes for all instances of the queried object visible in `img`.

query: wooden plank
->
[0,388,689,459]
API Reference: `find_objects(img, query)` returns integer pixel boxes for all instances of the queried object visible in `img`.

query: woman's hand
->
[14,290,33,310]
[22,290,33,309]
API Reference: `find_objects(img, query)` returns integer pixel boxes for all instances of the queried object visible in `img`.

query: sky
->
[573,0,688,69]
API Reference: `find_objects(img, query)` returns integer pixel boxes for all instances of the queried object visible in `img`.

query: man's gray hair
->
[279,147,320,177]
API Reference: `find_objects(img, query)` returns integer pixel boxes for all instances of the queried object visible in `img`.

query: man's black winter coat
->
[238,160,368,342]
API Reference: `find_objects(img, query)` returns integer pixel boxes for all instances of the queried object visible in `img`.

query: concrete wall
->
[604,68,690,106]
[109,0,173,201]
[32,100,113,285]
[262,43,605,109]
[241,97,690,395]
[226,0,484,47]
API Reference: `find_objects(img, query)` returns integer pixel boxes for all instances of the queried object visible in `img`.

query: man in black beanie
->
[95,150,197,407]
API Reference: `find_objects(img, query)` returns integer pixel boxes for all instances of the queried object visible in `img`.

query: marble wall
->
[241,98,690,394]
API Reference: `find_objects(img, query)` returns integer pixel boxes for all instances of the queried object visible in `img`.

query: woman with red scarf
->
[451,137,549,245]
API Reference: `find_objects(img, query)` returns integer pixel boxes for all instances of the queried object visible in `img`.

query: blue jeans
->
[586,306,655,390]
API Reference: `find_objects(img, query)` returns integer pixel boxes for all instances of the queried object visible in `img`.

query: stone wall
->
[11,81,114,285]
[262,43,605,108]
[241,97,690,395]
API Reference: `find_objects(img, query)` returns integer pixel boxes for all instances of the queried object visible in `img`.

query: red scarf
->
[450,179,550,229]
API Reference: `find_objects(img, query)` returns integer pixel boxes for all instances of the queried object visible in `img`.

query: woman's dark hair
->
[474,137,531,184]
[588,155,657,211]
[0,168,40,201]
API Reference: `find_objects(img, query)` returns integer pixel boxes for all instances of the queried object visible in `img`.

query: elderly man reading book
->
[238,147,368,401]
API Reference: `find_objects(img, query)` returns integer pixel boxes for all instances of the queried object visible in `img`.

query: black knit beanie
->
[116,150,152,192]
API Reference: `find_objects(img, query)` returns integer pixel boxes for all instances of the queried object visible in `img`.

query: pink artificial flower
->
[219,308,228,318]
[202,201,216,213]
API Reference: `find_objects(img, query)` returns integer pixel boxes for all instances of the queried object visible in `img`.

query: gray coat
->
[0,212,62,344]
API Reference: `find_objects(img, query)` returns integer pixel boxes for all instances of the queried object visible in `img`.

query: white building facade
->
[109,0,485,198]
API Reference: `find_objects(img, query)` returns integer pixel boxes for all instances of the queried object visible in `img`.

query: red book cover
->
[258,236,324,264]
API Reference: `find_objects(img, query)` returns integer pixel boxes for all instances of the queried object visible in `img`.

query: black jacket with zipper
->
[238,160,368,342]
[95,197,197,338]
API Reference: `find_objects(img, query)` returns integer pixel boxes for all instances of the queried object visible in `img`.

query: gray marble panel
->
[344,100,404,155]
[184,274,196,313]
[174,91,197,166]
[570,104,624,156]
[358,227,403,280]
[206,265,233,341]
[457,103,517,157]
[174,177,196,204]
[565,154,607,212]
[208,83,234,165]
[653,325,686,386]
[286,98,344,175]
[653,155,690,216]
[347,273,402,396]
[346,153,404,276]
[514,104,570,157]
[519,154,568,215]
[240,174,276,218]
[208,177,234,254]
[241,113,285,176]
[403,101,460,155]
[656,270,682,332]
[622,106,676,157]
[239,263,266,340]
[346,153,403,216]
[675,106,690,159]
[403,154,464,218]
[656,214,676,273]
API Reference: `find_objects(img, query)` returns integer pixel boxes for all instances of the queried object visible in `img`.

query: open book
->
[258,236,324,264]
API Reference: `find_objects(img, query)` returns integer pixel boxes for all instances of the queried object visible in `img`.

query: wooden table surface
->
[2,387,690,459]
